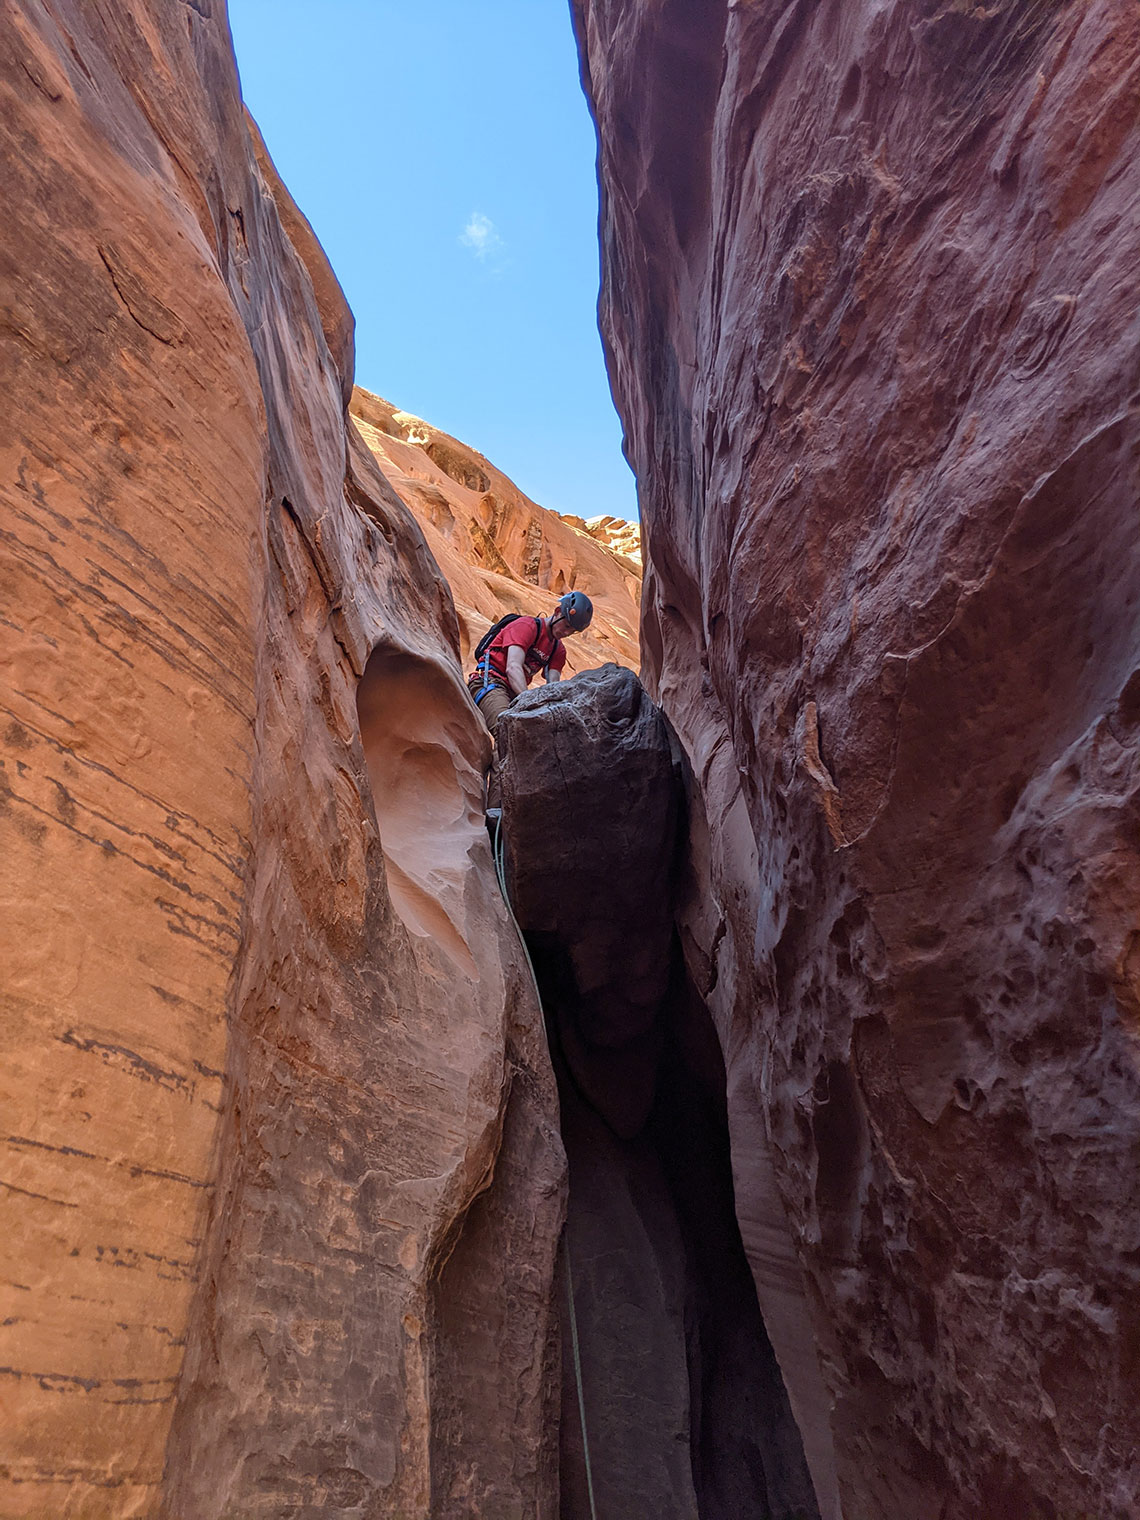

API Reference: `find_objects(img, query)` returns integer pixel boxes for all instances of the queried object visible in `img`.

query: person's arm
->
[505,644,528,697]
[545,637,567,683]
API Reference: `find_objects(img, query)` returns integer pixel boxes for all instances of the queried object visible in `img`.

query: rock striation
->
[351,389,642,676]
[1,6,565,1515]
[573,1,1140,1517]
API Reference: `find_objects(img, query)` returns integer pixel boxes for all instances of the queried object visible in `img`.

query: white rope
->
[562,1230,599,1520]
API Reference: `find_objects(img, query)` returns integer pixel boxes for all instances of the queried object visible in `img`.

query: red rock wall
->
[1,4,563,1514]
[573,1,1140,1516]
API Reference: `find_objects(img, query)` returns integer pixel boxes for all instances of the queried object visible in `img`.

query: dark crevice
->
[498,668,819,1519]
[534,936,819,1520]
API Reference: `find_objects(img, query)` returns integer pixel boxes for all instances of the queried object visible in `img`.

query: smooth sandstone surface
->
[573,1,1140,1517]
[1,5,565,1515]
[562,512,643,568]
[350,388,642,678]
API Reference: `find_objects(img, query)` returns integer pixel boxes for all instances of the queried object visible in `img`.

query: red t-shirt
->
[483,616,566,686]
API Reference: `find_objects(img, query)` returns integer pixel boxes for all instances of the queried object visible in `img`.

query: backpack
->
[473,613,551,681]
[474,613,532,663]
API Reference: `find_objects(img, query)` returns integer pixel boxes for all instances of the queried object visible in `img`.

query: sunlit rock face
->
[573,1,1140,1517]
[351,388,642,675]
[1,6,563,1515]
[560,511,643,568]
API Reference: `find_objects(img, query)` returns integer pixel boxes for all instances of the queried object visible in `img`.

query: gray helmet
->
[557,591,593,631]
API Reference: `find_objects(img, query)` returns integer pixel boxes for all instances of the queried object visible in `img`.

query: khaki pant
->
[473,682,512,736]
[472,682,512,812]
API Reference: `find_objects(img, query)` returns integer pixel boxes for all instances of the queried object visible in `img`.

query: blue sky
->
[227,0,637,523]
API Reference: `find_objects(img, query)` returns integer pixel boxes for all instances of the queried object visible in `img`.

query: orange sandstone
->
[0,6,565,1514]
[350,389,641,677]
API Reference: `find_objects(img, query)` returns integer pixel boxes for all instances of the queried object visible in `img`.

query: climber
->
[468,591,593,737]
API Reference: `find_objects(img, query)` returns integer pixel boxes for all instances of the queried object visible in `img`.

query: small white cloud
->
[460,211,504,262]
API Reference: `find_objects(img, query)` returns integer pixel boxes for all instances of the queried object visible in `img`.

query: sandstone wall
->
[573,1,1140,1516]
[1,5,563,1514]
[351,388,642,675]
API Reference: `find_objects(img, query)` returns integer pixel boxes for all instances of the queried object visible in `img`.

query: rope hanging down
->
[491,813,600,1520]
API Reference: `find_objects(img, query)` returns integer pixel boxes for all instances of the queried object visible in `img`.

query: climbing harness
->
[470,680,506,708]
[490,814,600,1520]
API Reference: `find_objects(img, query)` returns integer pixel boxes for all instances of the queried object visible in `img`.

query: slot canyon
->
[2,2,1139,1518]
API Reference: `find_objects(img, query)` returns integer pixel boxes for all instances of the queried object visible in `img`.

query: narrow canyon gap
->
[3,0,1140,1517]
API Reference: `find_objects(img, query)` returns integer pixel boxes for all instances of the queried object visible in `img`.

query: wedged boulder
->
[498,665,681,1136]
[498,666,818,1519]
